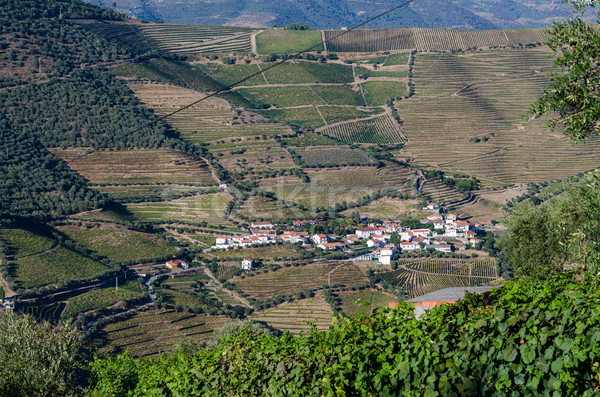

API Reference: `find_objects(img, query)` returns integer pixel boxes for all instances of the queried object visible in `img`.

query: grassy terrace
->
[90,307,228,357]
[256,30,324,54]
[250,294,333,336]
[233,262,368,300]
[0,226,109,289]
[56,225,177,263]
[396,48,600,187]
[294,147,374,167]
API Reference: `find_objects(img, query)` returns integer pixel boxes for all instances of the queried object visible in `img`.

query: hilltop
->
[87,0,593,29]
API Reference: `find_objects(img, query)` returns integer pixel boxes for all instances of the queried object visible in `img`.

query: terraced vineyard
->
[0,227,110,289]
[51,148,216,186]
[379,258,498,299]
[336,290,396,317]
[233,262,368,300]
[56,224,177,263]
[324,27,548,52]
[62,280,145,319]
[264,167,387,208]
[129,82,291,143]
[209,139,297,172]
[294,147,374,167]
[339,197,419,219]
[255,30,324,54]
[90,308,228,357]
[239,195,317,221]
[250,294,333,335]
[126,192,233,225]
[397,48,600,187]
[319,113,405,144]
[137,23,255,54]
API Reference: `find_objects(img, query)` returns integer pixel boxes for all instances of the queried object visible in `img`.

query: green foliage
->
[0,69,170,149]
[500,173,600,276]
[527,1,600,141]
[87,273,600,396]
[0,312,80,397]
[0,117,106,218]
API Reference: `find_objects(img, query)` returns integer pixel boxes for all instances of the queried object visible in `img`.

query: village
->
[208,203,485,270]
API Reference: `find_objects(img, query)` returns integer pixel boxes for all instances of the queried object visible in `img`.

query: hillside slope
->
[88,0,594,29]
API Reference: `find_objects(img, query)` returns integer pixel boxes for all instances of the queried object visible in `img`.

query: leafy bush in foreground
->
[87,273,600,396]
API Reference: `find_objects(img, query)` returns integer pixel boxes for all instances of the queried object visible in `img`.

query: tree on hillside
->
[500,174,600,276]
[527,0,600,141]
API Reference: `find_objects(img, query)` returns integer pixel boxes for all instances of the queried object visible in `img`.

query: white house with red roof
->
[318,242,344,250]
[400,241,418,251]
[455,220,470,233]
[241,258,255,270]
[312,234,329,245]
[166,259,189,270]
[412,229,432,238]
[356,227,382,239]
[281,231,307,243]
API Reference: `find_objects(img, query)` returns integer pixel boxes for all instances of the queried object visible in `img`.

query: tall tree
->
[527,0,600,141]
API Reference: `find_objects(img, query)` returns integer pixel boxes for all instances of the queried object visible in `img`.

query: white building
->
[241,258,255,270]
[251,221,274,229]
[312,234,329,244]
[400,241,418,251]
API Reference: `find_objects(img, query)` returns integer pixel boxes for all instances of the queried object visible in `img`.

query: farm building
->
[241,258,255,270]
[166,260,189,270]
[251,221,275,229]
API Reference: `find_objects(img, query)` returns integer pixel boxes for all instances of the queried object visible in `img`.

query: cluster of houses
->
[212,210,484,269]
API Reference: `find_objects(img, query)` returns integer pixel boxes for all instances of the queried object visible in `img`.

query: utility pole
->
[468,264,472,287]
[38,57,41,75]
[328,274,330,287]
[115,276,118,292]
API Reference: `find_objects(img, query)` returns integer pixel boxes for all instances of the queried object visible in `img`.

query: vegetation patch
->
[256,30,324,54]
[62,280,145,319]
[56,225,177,263]
[361,81,407,106]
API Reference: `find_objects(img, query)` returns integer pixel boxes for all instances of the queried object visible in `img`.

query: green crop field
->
[250,294,334,335]
[56,225,177,263]
[195,63,266,86]
[62,280,145,319]
[319,113,405,144]
[0,226,109,289]
[354,66,408,79]
[262,62,354,84]
[126,192,233,225]
[129,83,291,144]
[379,258,498,299]
[260,107,326,129]
[396,48,600,187]
[361,81,407,106]
[383,53,410,66]
[89,307,228,357]
[233,262,367,300]
[336,290,395,317]
[238,85,364,107]
[256,30,324,54]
